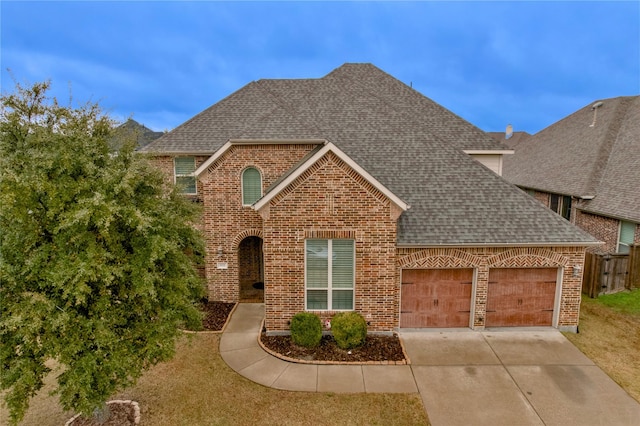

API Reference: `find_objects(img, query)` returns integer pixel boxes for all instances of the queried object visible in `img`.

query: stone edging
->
[181,302,239,334]
[65,400,140,426]
[257,319,412,365]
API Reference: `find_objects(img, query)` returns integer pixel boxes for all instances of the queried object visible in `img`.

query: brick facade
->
[199,144,317,302]
[149,146,589,334]
[260,151,399,332]
[574,210,640,253]
[574,210,621,253]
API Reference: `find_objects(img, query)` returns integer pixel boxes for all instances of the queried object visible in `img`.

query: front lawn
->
[564,289,640,402]
[4,333,429,425]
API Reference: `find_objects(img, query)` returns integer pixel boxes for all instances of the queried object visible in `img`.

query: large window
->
[618,221,636,254]
[242,167,262,205]
[305,239,354,310]
[174,157,196,194]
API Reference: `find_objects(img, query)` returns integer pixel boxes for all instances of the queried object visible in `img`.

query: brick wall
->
[149,149,589,333]
[397,246,587,330]
[574,210,619,253]
[199,144,317,302]
[262,151,398,332]
[532,190,550,208]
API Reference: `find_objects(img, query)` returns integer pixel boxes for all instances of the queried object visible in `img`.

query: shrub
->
[290,312,322,348]
[331,312,367,349]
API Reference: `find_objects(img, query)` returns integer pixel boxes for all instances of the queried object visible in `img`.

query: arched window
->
[242,167,262,205]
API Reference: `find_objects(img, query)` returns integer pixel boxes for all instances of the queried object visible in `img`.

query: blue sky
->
[1,1,638,134]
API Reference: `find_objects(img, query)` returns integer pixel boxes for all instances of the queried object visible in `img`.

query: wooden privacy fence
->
[582,245,640,298]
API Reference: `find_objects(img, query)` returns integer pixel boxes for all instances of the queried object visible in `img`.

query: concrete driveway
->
[400,329,640,426]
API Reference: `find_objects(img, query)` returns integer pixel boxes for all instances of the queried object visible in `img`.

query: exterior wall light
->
[573,265,582,277]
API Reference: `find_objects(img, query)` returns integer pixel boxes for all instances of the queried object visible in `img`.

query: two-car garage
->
[400,267,559,328]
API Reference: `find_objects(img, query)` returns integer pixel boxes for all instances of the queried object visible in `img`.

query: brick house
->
[141,63,599,333]
[497,96,640,254]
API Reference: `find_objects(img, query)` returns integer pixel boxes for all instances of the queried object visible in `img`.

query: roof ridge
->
[325,64,485,154]
[584,96,635,195]
[327,63,509,151]
[319,68,464,153]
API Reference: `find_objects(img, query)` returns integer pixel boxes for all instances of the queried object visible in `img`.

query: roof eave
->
[463,150,515,155]
[396,241,604,249]
[516,185,595,200]
[140,150,217,156]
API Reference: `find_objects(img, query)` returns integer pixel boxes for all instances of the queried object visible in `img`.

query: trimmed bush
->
[331,311,367,349]
[290,312,322,348]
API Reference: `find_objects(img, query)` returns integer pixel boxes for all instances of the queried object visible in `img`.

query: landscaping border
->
[257,319,412,365]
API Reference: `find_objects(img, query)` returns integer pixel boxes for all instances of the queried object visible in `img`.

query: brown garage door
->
[486,268,557,327]
[401,269,473,328]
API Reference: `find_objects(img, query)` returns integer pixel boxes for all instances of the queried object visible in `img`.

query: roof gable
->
[253,142,409,213]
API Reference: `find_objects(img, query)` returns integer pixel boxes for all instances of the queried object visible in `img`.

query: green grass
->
[594,289,640,315]
[564,291,640,402]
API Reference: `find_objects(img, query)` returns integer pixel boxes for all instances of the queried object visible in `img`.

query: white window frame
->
[241,166,262,206]
[174,157,197,195]
[305,239,355,311]
[617,221,636,254]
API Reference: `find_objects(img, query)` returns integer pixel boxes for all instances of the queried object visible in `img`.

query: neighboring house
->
[498,96,640,254]
[141,63,598,334]
[116,118,164,150]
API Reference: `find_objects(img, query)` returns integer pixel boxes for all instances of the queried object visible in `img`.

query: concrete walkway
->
[220,303,640,426]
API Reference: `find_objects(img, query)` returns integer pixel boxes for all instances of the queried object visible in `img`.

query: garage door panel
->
[487,268,557,327]
[401,269,473,328]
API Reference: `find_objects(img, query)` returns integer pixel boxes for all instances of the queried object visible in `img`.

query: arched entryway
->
[238,236,264,302]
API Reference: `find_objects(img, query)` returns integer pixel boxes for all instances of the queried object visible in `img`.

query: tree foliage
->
[0,81,205,424]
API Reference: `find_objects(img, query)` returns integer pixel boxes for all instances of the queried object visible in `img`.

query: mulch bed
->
[261,334,406,363]
[200,301,236,331]
[196,301,406,362]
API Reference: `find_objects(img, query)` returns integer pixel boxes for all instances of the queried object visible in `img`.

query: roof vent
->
[589,101,603,127]
[505,124,513,140]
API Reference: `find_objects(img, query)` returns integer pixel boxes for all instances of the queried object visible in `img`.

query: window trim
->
[617,221,636,254]
[241,166,262,206]
[305,239,355,311]
[174,156,197,195]
[549,194,571,221]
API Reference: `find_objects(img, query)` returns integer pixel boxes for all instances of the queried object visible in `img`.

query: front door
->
[238,236,264,302]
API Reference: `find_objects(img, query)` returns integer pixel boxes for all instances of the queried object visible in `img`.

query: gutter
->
[396,241,604,249]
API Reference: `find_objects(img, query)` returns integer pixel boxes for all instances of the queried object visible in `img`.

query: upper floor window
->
[305,239,355,311]
[174,157,196,194]
[618,221,636,254]
[242,167,262,205]
[550,194,572,221]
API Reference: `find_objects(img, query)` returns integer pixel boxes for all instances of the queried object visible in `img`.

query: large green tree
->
[0,81,205,424]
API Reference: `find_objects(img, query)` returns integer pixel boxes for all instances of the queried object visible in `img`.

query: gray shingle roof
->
[488,131,531,150]
[502,96,640,223]
[142,63,598,246]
